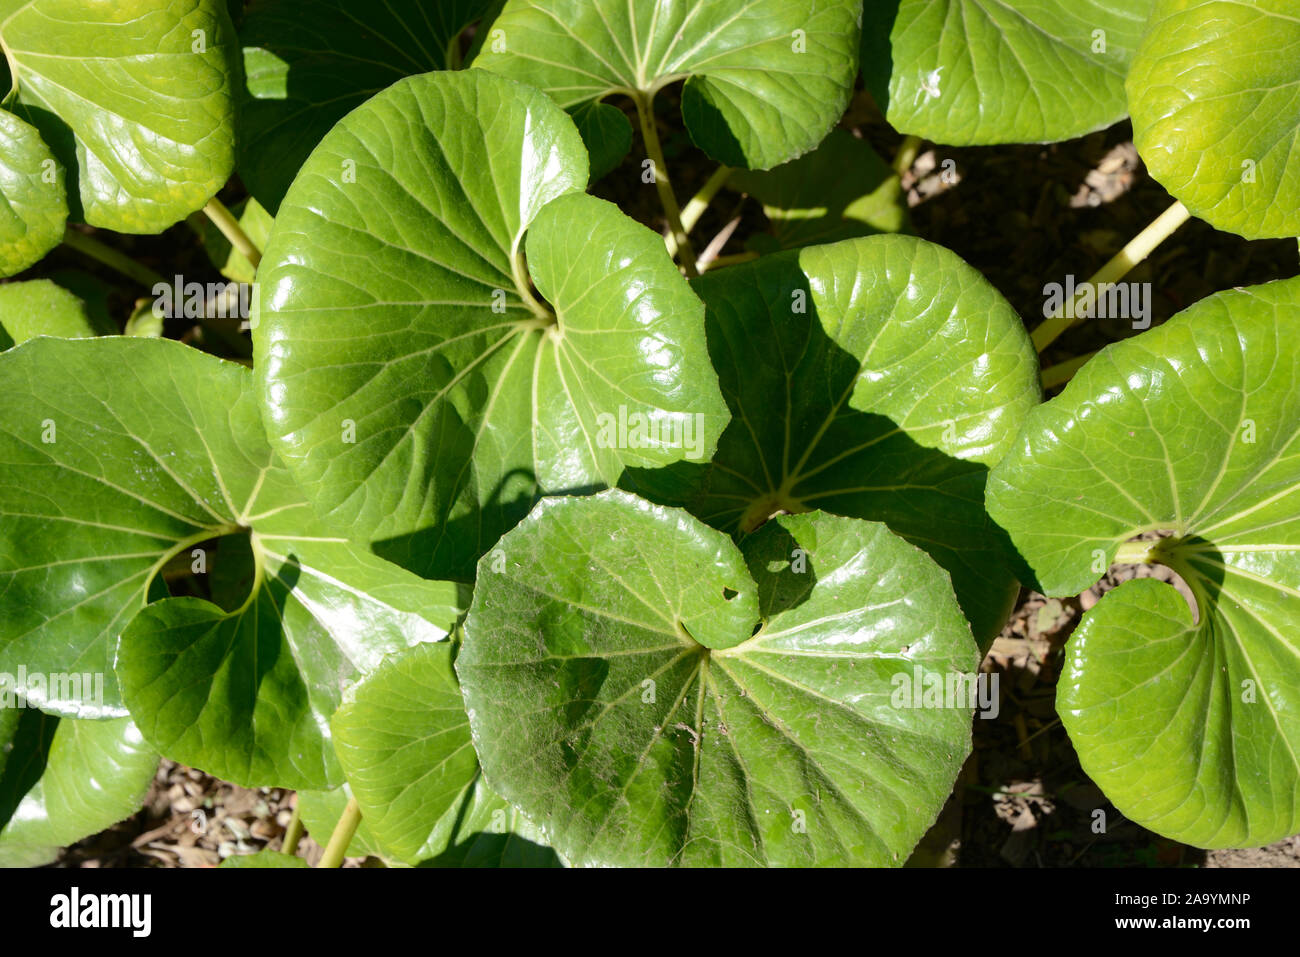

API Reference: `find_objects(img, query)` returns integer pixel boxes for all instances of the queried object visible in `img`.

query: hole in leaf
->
[1105,530,1204,626]
[722,587,738,600]
[156,529,257,613]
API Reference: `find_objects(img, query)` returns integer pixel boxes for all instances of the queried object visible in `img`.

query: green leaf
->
[1127,0,1300,239]
[457,491,979,867]
[626,236,1039,645]
[419,778,560,868]
[568,100,633,183]
[0,710,157,867]
[0,107,66,277]
[987,277,1300,848]
[297,784,387,860]
[332,640,559,866]
[729,129,909,253]
[220,850,310,868]
[863,0,1154,145]
[0,336,461,790]
[474,0,863,170]
[191,197,273,284]
[238,0,496,211]
[255,70,727,582]
[0,279,104,350]
[0,0,240,232]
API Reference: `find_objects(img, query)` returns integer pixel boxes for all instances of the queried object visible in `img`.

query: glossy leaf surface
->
[255,70,726,582]
[0,710,157,866]
[987,277,1300,847]
[475,0,863,169]
[863,0,1154,145]
[627,235,1039,644]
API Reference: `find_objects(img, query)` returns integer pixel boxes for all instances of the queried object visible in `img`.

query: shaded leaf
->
[730,129,909,253]
[0,279,103,350]
[626,236,1039,645]
[238,0,496,210]
[332,640,558,866]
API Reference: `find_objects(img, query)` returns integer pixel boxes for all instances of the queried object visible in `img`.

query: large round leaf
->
[0,710,157,867]
[1127,0,1300,239]
[627,235,1039,646]
[458,491,979,867]
[0,107,66,277]
[332,640,558,866]
[987,277,1300,848]
[238,0,497,211]
[863,0,1154,145]
[474,0,863,170]
[0,0,239,232]
[255,70,727,582]
[0,336,461,790]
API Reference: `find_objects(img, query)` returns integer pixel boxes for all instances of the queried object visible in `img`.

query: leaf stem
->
[1031,200,1190,353]
[203,197,262,271]
[318,797,361,868]
[703,252,759,272]
[893,134,924,176]
[679,165,733,237]
[281,800,304,857]
[1040,350,1097,390]
[635,93,698,277]
[61,227,165,288]
[1114,540,1155,564]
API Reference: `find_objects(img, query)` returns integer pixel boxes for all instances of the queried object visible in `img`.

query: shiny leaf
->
[238,0,496,210]
[255,70,726,582]
[627,236,1039,645]
[475,0,863,170]
[863,0,1155,145]
[987,277,1300,848]
[0,710,157,867]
